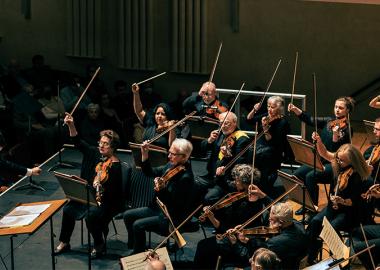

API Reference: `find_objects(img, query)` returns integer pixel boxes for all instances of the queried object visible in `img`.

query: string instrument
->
[156,120,178,133]
[94,157,113,206]
[241,226,280,238]
[216,184,298,240]
[204,100,228,119]
[367,144,380,166]
[257,59,282,109]
[155,165,185,192]
[361,184,380,201]
[332,167,353,210]
[328,117,349,141]
[198,192,247,222]
[219,114,283,175]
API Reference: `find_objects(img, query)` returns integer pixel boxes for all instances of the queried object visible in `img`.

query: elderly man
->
[199,111,250,204]
[182,81,228,119]
[123,138,196,255]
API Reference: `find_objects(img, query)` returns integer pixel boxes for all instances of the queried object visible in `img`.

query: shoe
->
[54,242,71,255]
[90,245,105,259]
[295,206,307,215]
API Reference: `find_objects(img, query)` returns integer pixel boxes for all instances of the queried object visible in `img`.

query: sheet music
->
[120,247,173,270]
[8,204,51,216]
[0,214,40,228]
[320,217,350,267]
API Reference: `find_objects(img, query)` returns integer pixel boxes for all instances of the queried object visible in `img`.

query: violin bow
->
[325,244,375,270]
[147,111,197,144]
[347,112,352,144]
[135,72,167,86]
[146,204,203,259]
[209,42,223,84]
[290,52,299,105]
[217,82,245,134]
[216,183,298,240]
[251,122,259,185]
[257,59,282,109]
[69,66,100,116]
[360,223,376,270]
[313,73,318,136]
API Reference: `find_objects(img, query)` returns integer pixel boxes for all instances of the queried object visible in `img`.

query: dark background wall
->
[0,0,379,121]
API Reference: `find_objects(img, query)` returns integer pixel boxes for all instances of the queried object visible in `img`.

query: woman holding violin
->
[123,138,196,255]
[288,96,355,215]
[307,136,370,264]
[247,96,290,194]
[231,202,308,270]
[130,83,178,208]
[55,113,124,258]
[194,164,272,269]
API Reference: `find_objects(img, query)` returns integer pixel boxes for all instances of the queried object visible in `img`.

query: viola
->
[241,226,280,238]
[94,157,113,205]
[205,100,227,119]
[198,192,247,222]
[155,165,185,192]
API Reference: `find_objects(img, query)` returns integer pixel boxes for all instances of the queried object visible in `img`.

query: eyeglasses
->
[98,141,110,147]
[373,127,380,132]
[168,151,184,156]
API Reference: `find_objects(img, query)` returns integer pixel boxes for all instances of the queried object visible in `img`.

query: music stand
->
[14,175,46,191]
[54,171,96,270]
[287,135,325,172]
[277,170,317,214]
[129,142,167,169]
[186,116,219,140]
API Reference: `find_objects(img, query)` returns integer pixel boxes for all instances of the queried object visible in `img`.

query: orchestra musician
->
[130,83,177,208]
[232,202,308,270]
[55,113,123,258]
[306,138,370,265]
[182,81,228,119]
[194,164,271,269]
[199,111,250,204]
[249,248,281,270]
[122,138,196,255]
[288,96,355,216]
[247,96,290,194]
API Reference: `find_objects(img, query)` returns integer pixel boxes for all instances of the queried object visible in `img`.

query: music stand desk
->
[0,199,68,270]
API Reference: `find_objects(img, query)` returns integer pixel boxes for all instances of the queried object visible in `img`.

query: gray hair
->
[267,96,285,115]
[87,103,100,112]
[219,111,237,123]
[231,164,261,185]
[172,138,193,158]
[271,202,293,223]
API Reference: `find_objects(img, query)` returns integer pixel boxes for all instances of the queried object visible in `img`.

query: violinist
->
[199,111,250,204]
[194,164,271,269]
[122,138,196,255]
[182,81,228,119]
[231,202,308,270]
[130,83,177,208]
[369,94,380,109]
[55,113,124,258]
[288,96,355,215]
[247,96,290,194]
[307,138,370,265]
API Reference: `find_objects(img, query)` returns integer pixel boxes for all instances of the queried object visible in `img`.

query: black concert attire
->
[0,157,29,186]
[127,112,171,208]
[307,168,362,263]
[199,129,250,204]
[293,112,351,205]
[123,158,195,253]
[233,220,308,269]
[352,223,380,268]
[58,135,123,248]
[194,195,272,269]
[248,114,290,194]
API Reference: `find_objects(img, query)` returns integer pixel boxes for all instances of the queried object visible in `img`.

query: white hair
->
[271,202,293,223]
[172,138,193,158]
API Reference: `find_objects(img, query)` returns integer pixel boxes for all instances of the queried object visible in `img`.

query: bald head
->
[144,260,166,270]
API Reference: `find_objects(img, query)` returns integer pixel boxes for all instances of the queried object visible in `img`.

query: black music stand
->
[277,170,317,216]
[186,116,219,140]
[128,142,167,169]
[54,171,96,270]
[14,175,45,191]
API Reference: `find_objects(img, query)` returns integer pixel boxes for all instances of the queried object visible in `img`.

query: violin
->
[332,167,353,210]
[198,192,247,222]
[204,100,227,119]
[156,120,178,133]
[94,157,113,205]
[155,165,185,192]
[241,226,280,238]
[367,144,380,166]
[328,117,348,131]
[361,184,380,201]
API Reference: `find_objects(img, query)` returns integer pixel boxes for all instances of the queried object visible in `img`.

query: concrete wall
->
[0,0,379,122]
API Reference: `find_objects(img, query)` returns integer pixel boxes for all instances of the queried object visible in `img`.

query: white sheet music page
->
[120,247,173,270]
[8,204,51,216]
